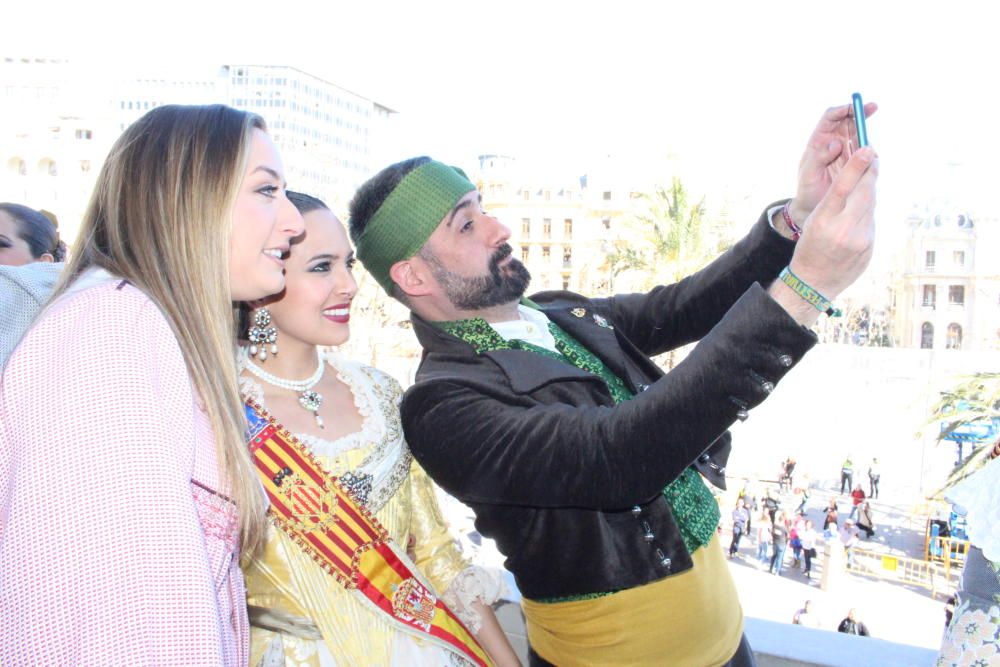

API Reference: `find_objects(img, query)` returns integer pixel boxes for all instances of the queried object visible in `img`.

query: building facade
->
[474,154,624,294]
[893,208,1000,351]
[1,57,394,245]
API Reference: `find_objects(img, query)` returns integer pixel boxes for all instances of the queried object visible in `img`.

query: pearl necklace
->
[244,349,326,428]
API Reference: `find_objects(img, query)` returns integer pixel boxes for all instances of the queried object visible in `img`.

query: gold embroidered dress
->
[241,353,502,666]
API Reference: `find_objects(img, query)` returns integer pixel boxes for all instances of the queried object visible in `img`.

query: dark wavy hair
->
[0,202,67,261]
[286,191,329,215]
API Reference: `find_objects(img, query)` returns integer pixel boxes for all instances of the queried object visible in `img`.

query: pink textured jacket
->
[0,275,249,666]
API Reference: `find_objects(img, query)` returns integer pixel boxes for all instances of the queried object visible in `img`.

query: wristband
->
[778,266,840,316]
[781,202,802,241]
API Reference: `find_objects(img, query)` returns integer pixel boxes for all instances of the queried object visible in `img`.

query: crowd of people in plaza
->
[729,457,885,585]
[10,95,970,667]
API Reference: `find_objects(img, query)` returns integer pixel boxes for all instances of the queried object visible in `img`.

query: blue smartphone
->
[851,92,869,148]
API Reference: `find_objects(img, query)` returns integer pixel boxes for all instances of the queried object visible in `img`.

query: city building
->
[892,206,1000,351]
[474,154,620,294]
[1,57,394,244]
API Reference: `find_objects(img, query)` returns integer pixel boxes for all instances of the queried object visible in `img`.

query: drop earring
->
[248,308,278,361]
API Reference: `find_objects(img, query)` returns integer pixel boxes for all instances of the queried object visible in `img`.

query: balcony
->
[494,606,938,666]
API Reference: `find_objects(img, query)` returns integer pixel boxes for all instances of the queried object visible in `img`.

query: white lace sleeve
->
[440,565,507,635]
[947,456,1000,562]
[238,373,267,406]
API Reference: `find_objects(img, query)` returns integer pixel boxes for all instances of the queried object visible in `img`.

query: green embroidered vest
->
[436,313,722,600]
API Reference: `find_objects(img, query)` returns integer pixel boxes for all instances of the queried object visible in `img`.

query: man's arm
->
[593,205,795,357]
[403,283,816,511]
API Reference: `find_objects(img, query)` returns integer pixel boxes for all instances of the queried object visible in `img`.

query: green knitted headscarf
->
[354,160,476,294]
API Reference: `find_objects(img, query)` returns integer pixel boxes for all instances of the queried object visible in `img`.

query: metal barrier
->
[848,546,961,599]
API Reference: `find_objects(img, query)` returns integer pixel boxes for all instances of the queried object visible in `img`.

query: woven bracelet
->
[779,266,841,317]
[781,202,803,241]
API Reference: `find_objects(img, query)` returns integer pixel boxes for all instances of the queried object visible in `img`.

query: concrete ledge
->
[744,617,938,667]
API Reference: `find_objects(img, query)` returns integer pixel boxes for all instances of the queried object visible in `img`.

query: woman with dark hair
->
[239,190,519,666]
[0,203,67,265]
[0,205,66,366]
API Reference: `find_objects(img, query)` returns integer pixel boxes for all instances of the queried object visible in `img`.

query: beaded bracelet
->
[778,266,840,316]
[781,202,803,241]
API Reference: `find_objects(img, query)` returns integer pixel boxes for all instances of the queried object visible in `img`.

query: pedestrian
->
[790,512,806,567]
[800,520,820,580]
[823,498,839,536]
[840,456,854,494]
[837,609,870,636]
[793,600,822,629]
[857,502,876,539]
[729,498,750,558]
[867,457,880,499]
[795,481,811,515]
[839,519,860,569]
[738,480,758,535]
[763,487,781,524]
[849,484,866,521]
[756,510,773,566]
[780,457,796,493]
[771,510,790,575]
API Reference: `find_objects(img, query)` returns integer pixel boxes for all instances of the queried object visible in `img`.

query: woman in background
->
[0,204,67,366]
[0,202,66,266]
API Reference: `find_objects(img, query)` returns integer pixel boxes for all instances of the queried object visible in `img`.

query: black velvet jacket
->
[400,204,818,599]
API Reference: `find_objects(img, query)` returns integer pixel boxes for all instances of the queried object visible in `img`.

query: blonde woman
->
[240,192,520,666]
[0,105,304,665]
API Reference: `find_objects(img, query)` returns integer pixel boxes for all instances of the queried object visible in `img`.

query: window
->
[562,279,570,290]
[542,246,550,261]
[520,247,529,262]
[79,160,91,173]
[521,218,531,237]
[563,250,572,269]
[523,190,530,201]
[954,250,965,266]
[922,285,936,307]
[544,190,551,201]
[603,191,612,201]
[564,219,573,238]
[602,217,611,231]
[925,251,936,268]
[949,285,965,306]
[921,322,934,349]
[75,129,92,140]
[946,323,963,350]
[543,219,552,239]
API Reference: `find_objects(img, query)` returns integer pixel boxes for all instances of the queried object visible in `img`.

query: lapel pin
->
[593,314,613,329]
[571,308,586,318]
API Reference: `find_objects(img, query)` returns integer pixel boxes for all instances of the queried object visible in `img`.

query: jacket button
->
[761,381,775,394]
[644,532,655,542]
[698,453,710,463]
[638,383,650,392]
[660,557,672,569]
[736,408,749,421]
[631,505,642,517]
[779,354,793,367]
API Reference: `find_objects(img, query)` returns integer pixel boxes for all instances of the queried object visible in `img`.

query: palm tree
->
[927,372,1000,497]
[606,177,726,291]
[604,177,734,367]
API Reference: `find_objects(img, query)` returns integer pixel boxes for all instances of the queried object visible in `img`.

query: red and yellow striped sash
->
[245,400,493,667]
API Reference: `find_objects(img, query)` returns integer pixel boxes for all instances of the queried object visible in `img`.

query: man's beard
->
[422,243,532,311]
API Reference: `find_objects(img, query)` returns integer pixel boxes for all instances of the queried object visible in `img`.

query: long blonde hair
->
[54,104,267,557]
